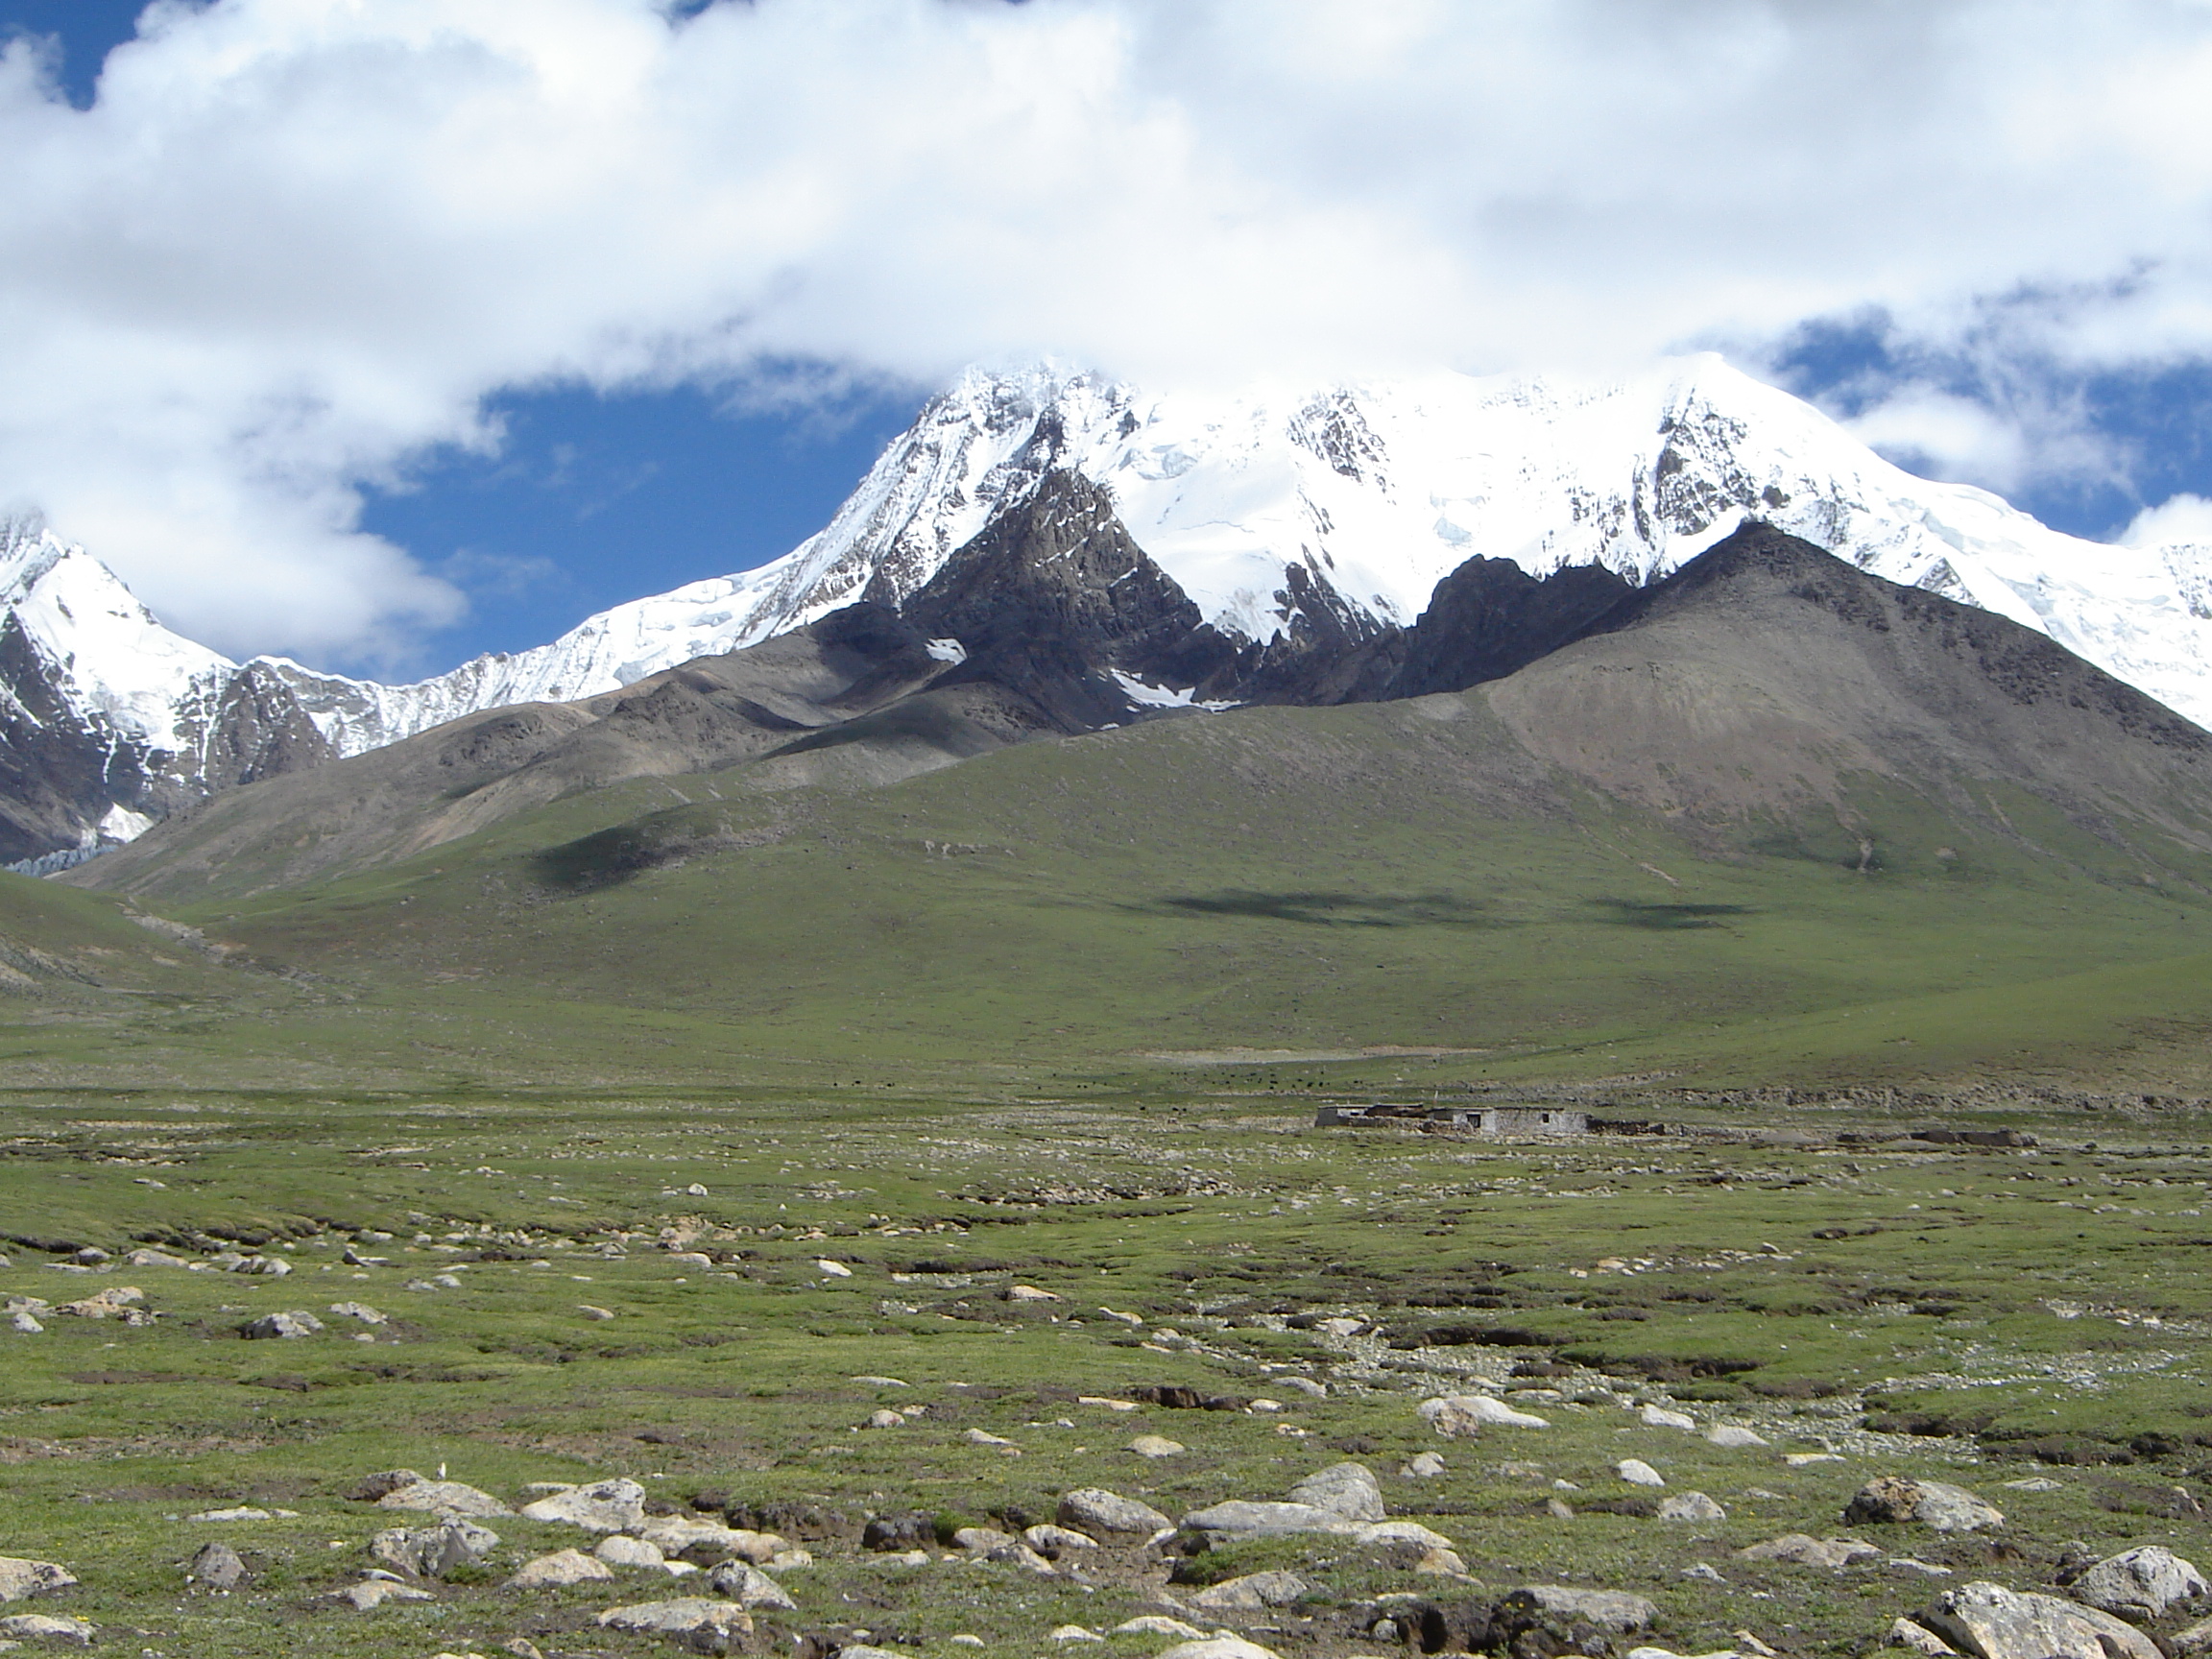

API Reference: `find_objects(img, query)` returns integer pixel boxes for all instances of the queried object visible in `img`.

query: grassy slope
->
[67,687,2211,1094]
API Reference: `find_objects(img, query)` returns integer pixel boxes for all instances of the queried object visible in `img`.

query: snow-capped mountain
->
[9,352,2212,865]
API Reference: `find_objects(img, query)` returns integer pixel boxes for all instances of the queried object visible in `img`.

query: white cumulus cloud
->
[7,0,2212,662]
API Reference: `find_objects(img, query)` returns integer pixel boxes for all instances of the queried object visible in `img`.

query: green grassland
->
[12,690,2201,1097]
[4,1087,2212,1657]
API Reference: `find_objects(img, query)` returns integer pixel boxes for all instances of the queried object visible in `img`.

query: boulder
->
[370,1518,499,1578]
[375,1479,512,1519]
[704,1559,797,1611]
[185,1541,249,1590]
[1641,1405,1696,1430]
[330,1579,435,1609]
[1888,1618,1960,1656]
[594,1534,666,1570]
[520,1478,647,1533]
[1844,1479,2002,1532]
[1024,1524,1098,1559]
[0,1613,95,1646]
[1707,1426,1768,1448]
[0,1560,75,1602]
[1183,1500,1351,1535]
[507,1549,614,1589]
[1659,1493,1727,1523]
[2169,1618,2212,1658]
[1488,1585,1658,1656]
[240,1310,323,1338]
[1129,1434,1186,1458]
[346,1469,424,1502]
[1056,1488,1171,1539]
[1402,1453,1448,1479]
[596,1598,755,1655]
[1155,1640,1284,1659]
[1188,1570,1312,1612]
[861,1513,937,1551]
[1287,1462,1385,1523]
[1617,1459,1667,1487]
[2072,1546,2209,1620]
[637,1518,785,1564]
[1919,1581,2162,1659]
[1736,1534,1880,1568]
[1420,1394,1550,1434]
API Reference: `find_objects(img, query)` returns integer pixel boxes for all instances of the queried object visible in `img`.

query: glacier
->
[8,353,2212,854]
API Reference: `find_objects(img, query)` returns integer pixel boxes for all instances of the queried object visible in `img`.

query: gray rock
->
[1736,1533,1880,1568]
[1640,1404,1696,1430]
[594,1535,666,1570]
[507,1549,614,1588]
[1617,1458,1667,1487]
[370,1518,499,1578]
[1182,1500,1350,1534]
[0,1613,96,1646]
[330,1579,435,1609]
[1287,1461,1385,1523]
[346,1468,424,1501]
[240,1310,322,1338]
[375,1479,512,1519]
[0,1561,75,1603]
[520,1478,647,1533]
[1658,1492,1727,1523]
[1402,1453,1448,1479]
[1489,1584,1658,1656]
[1023,1524,1098,1559]
[1420,1393,1550,1433]
[637,1517,785,1564]
[951,1527,1019,1553]
[185,1541,249,1590]
[1188,1570,1312,1611]
[1890,1618,1961,1655]
[704,1559,796,1611]
[595,1598,754,1655]
[1707,1425,1769,1448]
[2073,1546,2209,1620]
[1844,1478,2003,1532]
[1056,1487,1171,1539]
[2169,1617,2212,1658]
[1920,1581,2162,1659]
[1155,1641,1284,1659]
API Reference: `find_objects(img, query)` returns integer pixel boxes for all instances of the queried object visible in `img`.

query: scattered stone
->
[1189,1570,1313,1611]
[594,1535,666,1570]
[1787,1452,1846,1466]
[578,1305,615,1321]
[2072,1546,2209,1619]
[1056,1488,1171,1540]
[864,1409,904,1429]
[1547,1498,1575,1519]
[1155,1640,1284,1659]
[1736,1534,1880,1568]
[1889,1559,1956,1578]
[212,1253,291,1277]
[240,1310,323,1339]
[816,1260,853,1278]
[861,1513,936,1552]
[1005,1284,1060,1301]
[346,1469,423,1502]
[1844,1478,2003,1532]
[965,1429,1017,1450]
[1659,1492,1727,1523]
[1050,1625,1103,1642]
[184,1541,248,1590]
[331,1579,435,1609]
[1618,1459,1667,1487]
[376,1479,513,1519]
[1417,1547,1470,1575]
[56,1286,146,1321]
[2001,1478,2062,1492]
[1919,1580,2162,1659]
[371,1518,500,1578]
[1402,1453,1447,1479]
[1888,1618,1960,1656]
[1681,1564,1727,1583]
[328,1301,386,1325]
[2170,1618,2212,1658]
[704,1560,796,1611]
[1129,1434,1186,1458]
[520,1478,647,1533]
[852,1375,908,1387]
[1489,1584,1659,1657]
[1640,1405,1697,1430]
[0,1614,94,1646]
[1420,1394,1549,1433]
[506,1550,614,1589]
[10,1310,41,1334]
[1116,1617,1209,1638]
[1023,1525,1097,1560]
[595,1598,754,1654]
[1287,1461,1384,1523]
[636,1519,786,1565]
[1707,1425,1768,1448]
[1278,1377,1329,1397]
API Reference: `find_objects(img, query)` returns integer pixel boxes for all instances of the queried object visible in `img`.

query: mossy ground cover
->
[4,1084,2212,1657]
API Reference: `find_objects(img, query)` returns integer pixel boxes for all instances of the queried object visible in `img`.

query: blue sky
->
[6,2,2212,678]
